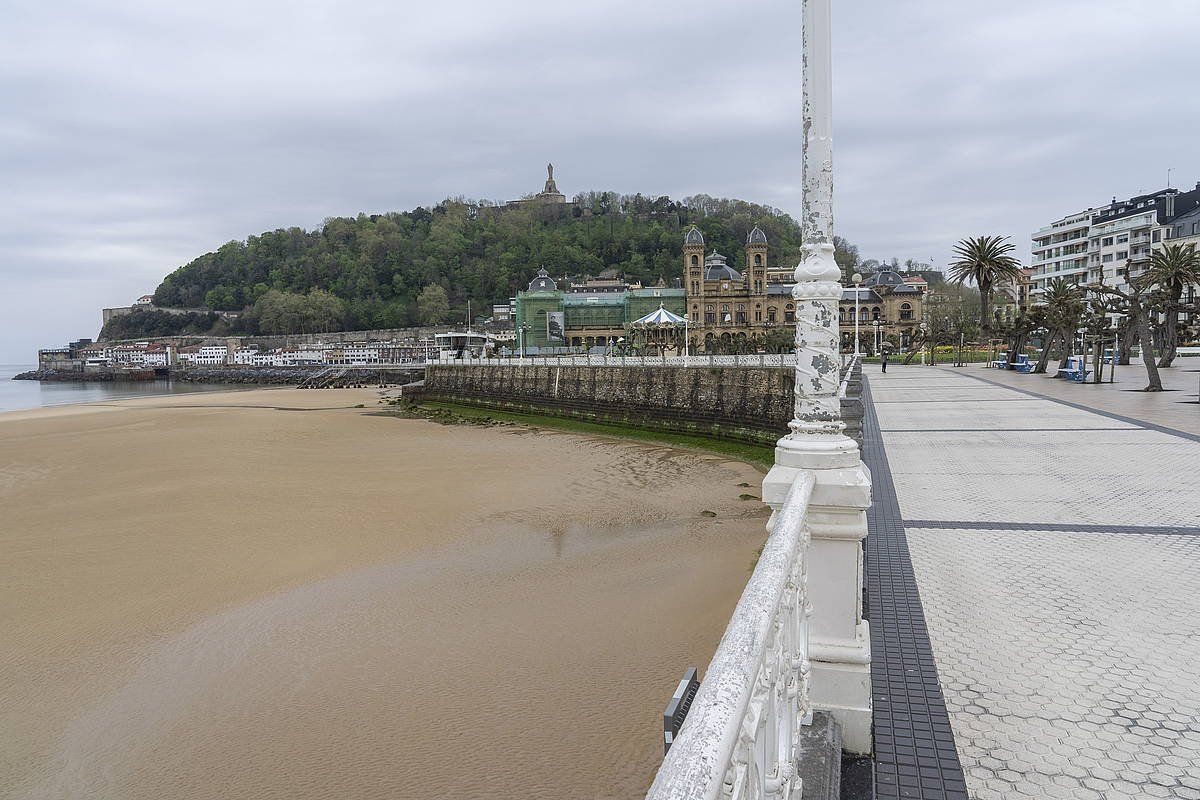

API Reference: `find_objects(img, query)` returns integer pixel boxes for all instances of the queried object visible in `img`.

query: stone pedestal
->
[763,442,873,755]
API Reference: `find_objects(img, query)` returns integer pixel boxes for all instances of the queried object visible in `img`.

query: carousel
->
[627,304,688,355]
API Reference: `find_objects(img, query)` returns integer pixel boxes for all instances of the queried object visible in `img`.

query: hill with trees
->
[108,193,868,339]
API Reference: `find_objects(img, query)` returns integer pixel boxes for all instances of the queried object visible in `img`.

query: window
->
[784,311,795,323]
[872,306,881,321]
[767,307,777,323]
[1116,251,1128,259]
[1194,222,1200,235]
[691,254,699,266]
[1102,237,1114,246]
[1116,235,1128,244]
[754,254,762,266]
[1102,254,1113,263]
[1152,230,1161,243]
[900,303,913,321]
[755,310,762,322]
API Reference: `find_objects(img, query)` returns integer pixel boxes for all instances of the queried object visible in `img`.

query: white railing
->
[838,353,860,399]
[426,353,801,368]
[646,473,815,800]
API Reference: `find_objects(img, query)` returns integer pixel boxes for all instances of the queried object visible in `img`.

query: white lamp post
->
[851,271,863,356]
[760,0,873,755]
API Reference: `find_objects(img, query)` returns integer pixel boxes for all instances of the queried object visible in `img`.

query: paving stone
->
[866,366,1200,799]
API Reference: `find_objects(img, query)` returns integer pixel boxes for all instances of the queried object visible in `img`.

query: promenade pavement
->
[866,363,1200,800]
[964,357,1200,437]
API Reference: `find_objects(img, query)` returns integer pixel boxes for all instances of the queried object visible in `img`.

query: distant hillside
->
[124,193,828,339]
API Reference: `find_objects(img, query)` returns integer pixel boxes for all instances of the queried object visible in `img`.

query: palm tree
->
[1033,278,1083,373]
[1144,243,1200,367]
[947,235,1023,333]
[1092,272,1164,391]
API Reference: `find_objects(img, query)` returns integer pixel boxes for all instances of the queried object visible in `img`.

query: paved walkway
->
[965,358,1200,438]
[866,364,1200,800]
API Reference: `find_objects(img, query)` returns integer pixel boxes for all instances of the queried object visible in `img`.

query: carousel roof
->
[630,304,687,327]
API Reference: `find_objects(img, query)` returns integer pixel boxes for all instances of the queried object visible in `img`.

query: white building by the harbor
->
[142,345,172,368]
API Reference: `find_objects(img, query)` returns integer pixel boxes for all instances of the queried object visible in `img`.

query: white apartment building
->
[142,345,172,368]
[273,348,325,366]
[232,347,260,365]
[179,344,230,366]
[1032,184,1200,298]
[109,343,148,366]
[326,344,380,365]
[1030,208,1094,298]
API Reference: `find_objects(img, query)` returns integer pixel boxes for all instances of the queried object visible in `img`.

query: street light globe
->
[851,272,863,284]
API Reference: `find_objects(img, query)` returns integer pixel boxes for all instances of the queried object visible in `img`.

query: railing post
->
[760,0,872,755]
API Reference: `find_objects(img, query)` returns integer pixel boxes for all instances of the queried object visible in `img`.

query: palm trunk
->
[1134,301,1163,391]
[1118,322,1134,365]
[1033,329,1058,373]
[1091,336,1104,384]
[979,286,992,334]
[1156,280,1182,368]
[1058,331,1073,370]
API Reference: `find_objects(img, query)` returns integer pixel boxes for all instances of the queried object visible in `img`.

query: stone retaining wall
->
[422,364,863,449]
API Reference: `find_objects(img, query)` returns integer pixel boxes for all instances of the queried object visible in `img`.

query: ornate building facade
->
[684,226,796,351]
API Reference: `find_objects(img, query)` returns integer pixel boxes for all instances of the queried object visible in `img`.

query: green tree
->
[1032,278,1083,374]
[1144,243,1200,367]
[946,235,1023,333]
[416,284,450,326]
[1090,276,1164,391]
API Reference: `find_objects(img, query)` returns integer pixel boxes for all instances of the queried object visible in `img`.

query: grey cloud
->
[2,0,1198,361]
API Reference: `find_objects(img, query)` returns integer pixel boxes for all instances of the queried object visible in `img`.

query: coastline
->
[0,387,767,799]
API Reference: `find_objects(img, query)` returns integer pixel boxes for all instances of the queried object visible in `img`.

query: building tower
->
[745,226,768,295]
[684,227,706,322]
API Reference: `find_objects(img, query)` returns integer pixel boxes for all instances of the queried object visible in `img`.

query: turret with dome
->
[683,224,785,349]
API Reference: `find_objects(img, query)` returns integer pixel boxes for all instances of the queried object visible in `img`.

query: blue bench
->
[994,354,1034,372]
[1056,356,1091,382]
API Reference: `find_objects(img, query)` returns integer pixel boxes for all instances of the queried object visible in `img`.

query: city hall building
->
[684,225,797,351]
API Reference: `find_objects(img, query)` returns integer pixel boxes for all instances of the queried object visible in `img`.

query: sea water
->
[0,365,235,414]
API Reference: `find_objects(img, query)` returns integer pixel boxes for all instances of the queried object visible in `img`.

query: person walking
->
[881,348,889,373]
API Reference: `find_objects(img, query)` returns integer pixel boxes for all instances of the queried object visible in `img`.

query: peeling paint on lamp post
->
[762,0,873,754]
[778,0,858,465]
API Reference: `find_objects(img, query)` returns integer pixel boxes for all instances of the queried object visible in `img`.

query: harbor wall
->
[420,363,864,449]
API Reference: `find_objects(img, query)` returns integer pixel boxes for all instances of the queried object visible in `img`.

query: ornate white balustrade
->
[646,473,816,800]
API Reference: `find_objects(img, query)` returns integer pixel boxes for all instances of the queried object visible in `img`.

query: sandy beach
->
[0,388,768,800]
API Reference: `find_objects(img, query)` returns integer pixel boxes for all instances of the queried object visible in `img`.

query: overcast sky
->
[3,0,1198,362]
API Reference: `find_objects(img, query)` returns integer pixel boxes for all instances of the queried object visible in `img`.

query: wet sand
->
[0,389,768,800]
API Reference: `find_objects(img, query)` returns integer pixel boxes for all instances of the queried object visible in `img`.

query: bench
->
[995,354,1033,372]
[1056,357,1091,382]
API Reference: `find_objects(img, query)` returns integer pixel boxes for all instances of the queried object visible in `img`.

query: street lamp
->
[919,320,929,366]
[852,271,863,356]
[872,318,881,355]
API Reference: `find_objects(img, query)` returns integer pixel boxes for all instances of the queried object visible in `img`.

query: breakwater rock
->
[12,368,154,382]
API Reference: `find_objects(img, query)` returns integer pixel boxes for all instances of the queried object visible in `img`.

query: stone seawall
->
[421,364,795,447]
[421,362,865,450]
